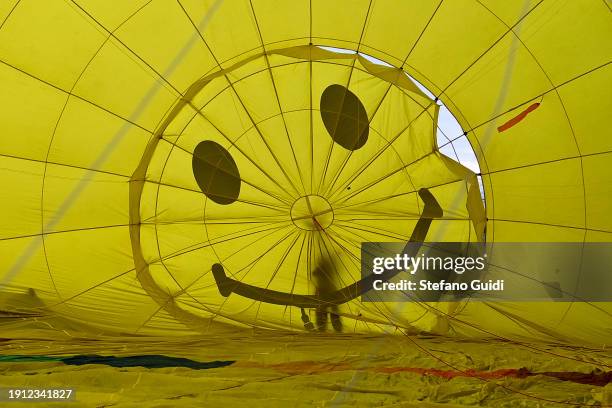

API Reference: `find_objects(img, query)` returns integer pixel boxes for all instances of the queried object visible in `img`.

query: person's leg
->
[330,306,342,332]
[315,307,328,331]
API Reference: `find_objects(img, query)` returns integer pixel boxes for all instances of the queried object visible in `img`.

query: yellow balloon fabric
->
[0,0,610,347]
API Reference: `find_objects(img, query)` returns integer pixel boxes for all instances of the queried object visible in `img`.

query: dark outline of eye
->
[192,140,241,205]
[320,84,369,151]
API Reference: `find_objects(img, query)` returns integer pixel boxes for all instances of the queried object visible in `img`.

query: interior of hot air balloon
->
[1,0,611,406]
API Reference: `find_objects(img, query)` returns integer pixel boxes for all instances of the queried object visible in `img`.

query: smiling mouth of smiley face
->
[131,44,483,332]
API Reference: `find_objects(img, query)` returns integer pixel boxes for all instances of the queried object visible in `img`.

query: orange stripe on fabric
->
[497,102,541,132]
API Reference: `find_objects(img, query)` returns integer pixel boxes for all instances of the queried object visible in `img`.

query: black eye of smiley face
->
[320,84,369,151]
[192,140,241,206]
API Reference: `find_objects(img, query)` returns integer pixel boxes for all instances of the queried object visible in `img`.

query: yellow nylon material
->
[0,0,610,345]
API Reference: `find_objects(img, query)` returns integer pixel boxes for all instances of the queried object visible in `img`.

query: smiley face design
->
[131,45,484,333]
